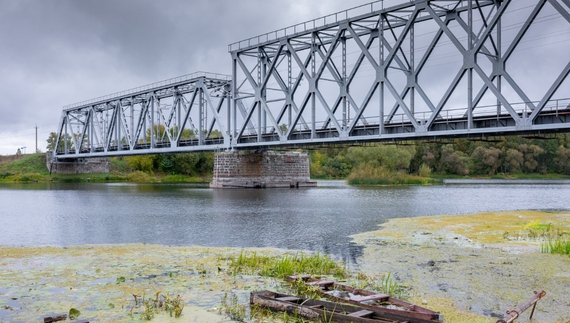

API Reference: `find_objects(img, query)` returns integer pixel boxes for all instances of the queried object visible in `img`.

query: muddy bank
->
[351,211,570,323]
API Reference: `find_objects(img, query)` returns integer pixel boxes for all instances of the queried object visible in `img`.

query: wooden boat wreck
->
[251,290,441,323]
[285,275,443,322]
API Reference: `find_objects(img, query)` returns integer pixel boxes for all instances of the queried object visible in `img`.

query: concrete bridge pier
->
[210,150,317,188]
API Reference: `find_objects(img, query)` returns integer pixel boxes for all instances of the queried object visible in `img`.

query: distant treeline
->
[121,153,214,176]
[309,134,570,183]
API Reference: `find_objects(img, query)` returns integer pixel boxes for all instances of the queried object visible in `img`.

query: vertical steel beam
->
[467,0,473,130]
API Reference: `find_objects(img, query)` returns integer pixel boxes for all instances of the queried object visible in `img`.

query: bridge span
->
[53,0,570,159]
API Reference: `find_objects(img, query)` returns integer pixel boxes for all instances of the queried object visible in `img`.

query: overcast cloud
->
[0,0,568,154]
[0,0,366,154]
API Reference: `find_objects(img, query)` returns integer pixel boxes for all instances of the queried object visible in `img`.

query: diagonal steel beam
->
[347,81,380,134]
[530,61,570,121]
[548,0,570,24]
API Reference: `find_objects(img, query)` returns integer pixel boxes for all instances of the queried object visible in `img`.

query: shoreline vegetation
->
[2,134,570,185]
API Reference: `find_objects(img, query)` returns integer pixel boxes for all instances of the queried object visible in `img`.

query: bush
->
[347,163,438,186]
[127,171,151,182]
[418,163,431,177]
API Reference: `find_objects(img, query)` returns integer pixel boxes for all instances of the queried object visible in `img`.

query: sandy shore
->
[1,210,569,322]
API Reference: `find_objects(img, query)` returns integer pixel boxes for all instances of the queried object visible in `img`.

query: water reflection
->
[1,181,570,263]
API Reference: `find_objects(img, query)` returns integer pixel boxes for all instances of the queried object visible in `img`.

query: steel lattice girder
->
[229,0,570,149]
[54,72,231,158]
[54,0,570,158]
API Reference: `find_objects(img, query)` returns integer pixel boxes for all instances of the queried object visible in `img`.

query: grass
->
[0,154,50,182]
[541,236,570,256]
[0,153,210,183]
[228,251,348,279]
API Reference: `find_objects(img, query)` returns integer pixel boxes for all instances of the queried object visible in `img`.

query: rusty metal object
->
[287,275,443,322]
[497,290,547,323]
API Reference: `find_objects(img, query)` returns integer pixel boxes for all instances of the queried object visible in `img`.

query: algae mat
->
[0,245,286,322]
[351,210,570,323]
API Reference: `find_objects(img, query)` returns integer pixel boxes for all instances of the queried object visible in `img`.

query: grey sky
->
[0,0,368,154]
[0,0,568,155]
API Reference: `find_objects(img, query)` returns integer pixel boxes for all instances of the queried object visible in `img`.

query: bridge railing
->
[229,1,385,52]
[63,71,231,110]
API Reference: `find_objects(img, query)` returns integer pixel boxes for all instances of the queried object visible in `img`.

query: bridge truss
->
[55,0,570,158]
[230,0,570,148]
[54,72,231,157]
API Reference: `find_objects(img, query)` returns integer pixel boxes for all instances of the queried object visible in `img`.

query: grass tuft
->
[541,236,570,256]
[229,251,348,279]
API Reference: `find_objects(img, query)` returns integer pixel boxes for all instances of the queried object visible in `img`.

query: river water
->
[1,180,569,262]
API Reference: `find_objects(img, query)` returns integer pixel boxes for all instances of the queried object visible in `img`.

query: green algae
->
[0,245,286,322]
[351,210,570,323]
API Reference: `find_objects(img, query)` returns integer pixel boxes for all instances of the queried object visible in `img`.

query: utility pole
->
[35,124,38,153]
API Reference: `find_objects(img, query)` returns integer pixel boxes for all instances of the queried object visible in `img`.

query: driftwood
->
[42,313,90,323]
[251,290,440,323]
[287,275,443,322]
[43,313,67,323]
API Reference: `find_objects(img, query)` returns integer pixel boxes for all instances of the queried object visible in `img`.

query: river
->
[1,180,569,263]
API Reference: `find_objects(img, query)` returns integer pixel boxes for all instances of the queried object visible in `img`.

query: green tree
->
[554,145,570,174]
[505,149,524,173]
[439,144,469,175]
[470,146,501,175]
[347,144,413,172]
[519,144,544,173]
[323,155,353,178]
[46,132,73,151]
[125,155,154,173]
[170,153,201,175]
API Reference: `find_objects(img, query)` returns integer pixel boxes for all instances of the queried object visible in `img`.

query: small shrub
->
[127,171,151,182]
[418,163,432,177]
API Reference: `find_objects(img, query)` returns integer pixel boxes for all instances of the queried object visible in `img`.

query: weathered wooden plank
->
[308,280,335,287]
[43,313,67,323]
[352,294,390,302]
[250,291,320,319]
[251,290,437,323]
[276,296,301,302]
[348,309,375,317]
[286,276,443,322]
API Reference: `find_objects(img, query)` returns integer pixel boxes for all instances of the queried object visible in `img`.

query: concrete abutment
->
[46,153,110,174]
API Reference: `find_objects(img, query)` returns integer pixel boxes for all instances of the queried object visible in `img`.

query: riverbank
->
[3,153,570,185]
[1,211,569,322]
[0,154,212,184]
[351,210,570,323]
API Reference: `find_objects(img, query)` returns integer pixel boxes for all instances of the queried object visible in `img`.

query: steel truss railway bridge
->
[53,0,570,159]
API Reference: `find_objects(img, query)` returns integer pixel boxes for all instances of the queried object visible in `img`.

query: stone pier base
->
[46,153,110,174]
[210,150,317,188]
